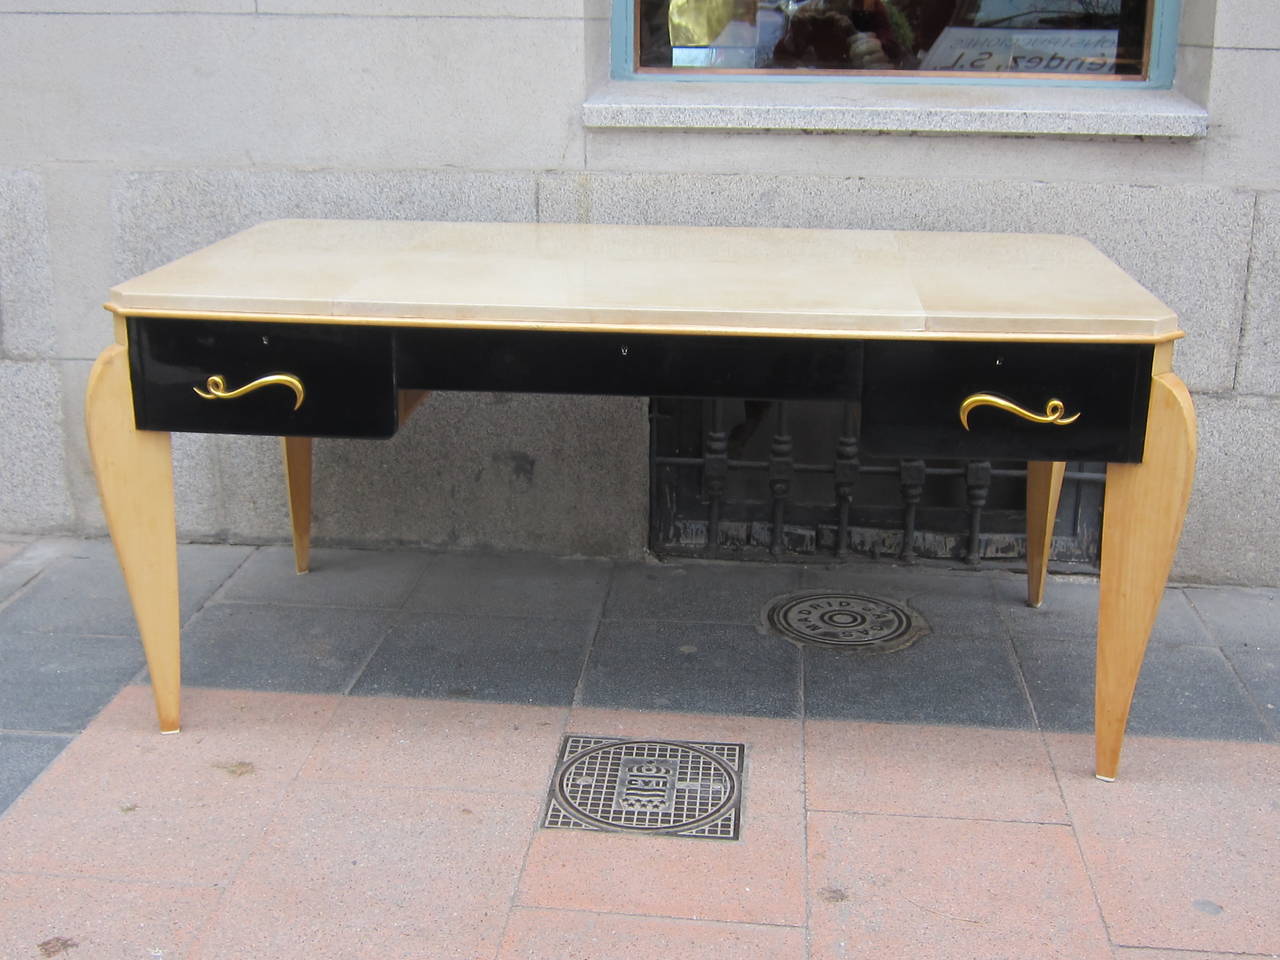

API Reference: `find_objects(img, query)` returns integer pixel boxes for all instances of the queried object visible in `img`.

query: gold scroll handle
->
[959,393,1080,431]
[193,373,305,411]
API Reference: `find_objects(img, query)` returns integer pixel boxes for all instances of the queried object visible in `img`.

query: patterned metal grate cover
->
[543,736,744,840]
[764,591,928,652]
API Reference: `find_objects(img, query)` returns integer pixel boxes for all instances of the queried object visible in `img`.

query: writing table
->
[89,219,1196,781]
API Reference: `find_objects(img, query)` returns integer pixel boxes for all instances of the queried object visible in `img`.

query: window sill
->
[583,80,1208,138]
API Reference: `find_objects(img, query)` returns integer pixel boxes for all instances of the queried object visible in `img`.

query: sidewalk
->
[0,537,1276,960]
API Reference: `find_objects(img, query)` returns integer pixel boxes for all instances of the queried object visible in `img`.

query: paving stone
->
[1015,638,1271,741]
[84,685,341,782]
[0,734,69,814]
[804,721,1066,823]
[801,562,1000,632]
[1185,586,1280,650]
[804,631,1033,728]
[301,697,568,795]
[809,812,1112,960]
[405,552,613,620]
[0,873,219,960]
[192,781,539,960]
[220,545,429,608]
[0,713,295,887]
[497,908,806,960]
[1222,646,1280,738]
[995,575,1210,646]
[580,619,800,718]
[0,632,144,732]
[0,540,55,605]
[180,602,397,693]
[605,561,801,624]
[351,613,593,706]
[1048,733,1280,956]
[0,540,252,636]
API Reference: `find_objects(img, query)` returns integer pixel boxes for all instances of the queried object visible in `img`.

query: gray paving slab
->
[0,734,70,814]
[1015,637,1272,741]
[803,630,1033,727]
[350,613,594,706]
[1222,646,1280,738]
[579,619,801,718]
[0,538,79,606]
[800,562,1000,632]
[995,574,1210,646]
[404,553,612,620]
[1186,586,1280,650]
[0,540,253,636]
[219,546,429,608]
[605,561,802,624]
[800,561,995,602]
[0,632,144,733]
[179,602,397,693]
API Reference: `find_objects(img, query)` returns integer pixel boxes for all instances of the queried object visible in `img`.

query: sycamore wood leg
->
[1026,460,1066,608]
[1095,372,1196,781]
[85,345,181,734]
[281,436,312,574]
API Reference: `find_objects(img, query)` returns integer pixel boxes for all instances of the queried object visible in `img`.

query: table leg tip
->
[161,727,181,735]
[1094,773,1116,782]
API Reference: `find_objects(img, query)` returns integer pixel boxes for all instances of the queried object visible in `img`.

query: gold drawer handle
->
[959,393,1080,430]
[193,373,305,411]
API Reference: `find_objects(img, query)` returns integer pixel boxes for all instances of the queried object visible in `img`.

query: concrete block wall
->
[0,0,1276,583]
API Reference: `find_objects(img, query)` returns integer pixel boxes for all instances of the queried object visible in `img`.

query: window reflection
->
[637,0,1148,76]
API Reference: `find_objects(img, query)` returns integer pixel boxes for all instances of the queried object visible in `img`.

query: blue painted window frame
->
[612,0,1181,88]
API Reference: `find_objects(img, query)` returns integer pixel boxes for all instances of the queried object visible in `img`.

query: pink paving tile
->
[497,907,806,959]
[189,780,540,960]
[806,720,1067,822]
[80,684,341,781]
[1048,732,1280,956]
[301,695,568,794]
[0,872,220,960]
[0,686,337,885]
[1115,951,1280,960]
[809,811,1112,960]
[517,707,806,927]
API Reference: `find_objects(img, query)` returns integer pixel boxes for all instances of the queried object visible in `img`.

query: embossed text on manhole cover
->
[764,591,928,652]
[543,736,744,840]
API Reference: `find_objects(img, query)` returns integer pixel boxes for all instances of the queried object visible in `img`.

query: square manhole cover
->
[543,735,745,840]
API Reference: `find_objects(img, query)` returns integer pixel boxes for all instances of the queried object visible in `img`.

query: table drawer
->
[395,328,863,401]
[127,317,398,438]
[860,341,1153,463]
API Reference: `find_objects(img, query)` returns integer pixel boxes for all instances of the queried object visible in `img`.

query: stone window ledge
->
[583,80,1208,138]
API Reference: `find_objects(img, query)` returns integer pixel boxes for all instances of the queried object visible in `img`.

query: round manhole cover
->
[553,739,740,835]
[764,592,928,652]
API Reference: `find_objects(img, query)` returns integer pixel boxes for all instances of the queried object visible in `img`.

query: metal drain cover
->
[543,736,744,840]
[765,591,928,652]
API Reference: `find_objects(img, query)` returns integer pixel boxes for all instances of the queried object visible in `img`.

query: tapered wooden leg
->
[1026,460,1066,608]
[1095,373,1196,781]
[281,436,312,574]
[85,345,181,733]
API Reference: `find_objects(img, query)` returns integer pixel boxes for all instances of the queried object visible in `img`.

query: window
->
[630,0,1171,83]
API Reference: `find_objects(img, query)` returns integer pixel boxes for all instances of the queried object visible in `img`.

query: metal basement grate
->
[543,736,744,840]
[765,591,928,652]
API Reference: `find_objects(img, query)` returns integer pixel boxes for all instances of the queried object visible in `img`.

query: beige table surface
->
[108,220,1179,341]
